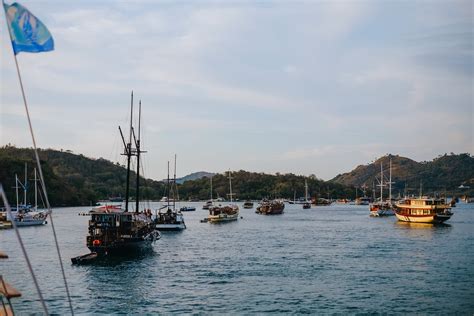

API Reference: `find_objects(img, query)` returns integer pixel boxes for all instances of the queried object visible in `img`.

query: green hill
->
[0,145,165,207]
[1,146,471,207]
[331,153,474,197]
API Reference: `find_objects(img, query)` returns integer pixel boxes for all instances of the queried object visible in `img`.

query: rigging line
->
[0,185,48,315]
[10,54,74,315]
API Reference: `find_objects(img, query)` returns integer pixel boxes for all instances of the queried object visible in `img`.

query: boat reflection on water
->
[395,221,452,229]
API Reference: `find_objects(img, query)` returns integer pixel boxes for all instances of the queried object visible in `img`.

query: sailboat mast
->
[380,162,383,202]
[15,174,19,211]
[228,170,233,203]
[305,179,308,202]
[389,158,392,202]
[210,176,213,202]
[173,154,177,211]
[24,162,27,206]
[34,168,37,212]
[125,91,134,212]
[135,100,141,213]
[167,161,170,208]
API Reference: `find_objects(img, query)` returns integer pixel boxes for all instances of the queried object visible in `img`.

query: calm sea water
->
[1,202,473,314]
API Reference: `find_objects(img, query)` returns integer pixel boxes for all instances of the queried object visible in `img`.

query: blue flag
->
[3,2,54,55]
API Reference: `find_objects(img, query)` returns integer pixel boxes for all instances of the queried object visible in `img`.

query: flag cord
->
[11,45,75,316]
[0,185,49,315]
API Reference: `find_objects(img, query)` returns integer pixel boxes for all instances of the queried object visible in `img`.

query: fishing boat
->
[243,200,254,209]
[394,197,453,223]
[256,199,285,215]
[155,157,186,231]
[369,160,395,217]
[208,171,239,222]
[83,95,160,256]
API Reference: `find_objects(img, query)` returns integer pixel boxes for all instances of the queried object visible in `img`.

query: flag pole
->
[3,4,74,315]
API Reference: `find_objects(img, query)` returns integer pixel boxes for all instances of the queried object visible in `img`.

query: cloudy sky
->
[1,0,472,180]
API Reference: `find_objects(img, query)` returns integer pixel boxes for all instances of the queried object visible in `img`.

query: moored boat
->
[208,171,239,223]
[369,159,395,216]
[243,200,254,209]
[180,206,196,212]
[84,94,160,256]
[155,156,186,231]
[256,199,285,215]
[394,197,453,223]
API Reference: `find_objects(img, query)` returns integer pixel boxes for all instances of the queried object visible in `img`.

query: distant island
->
[0,145,472,207]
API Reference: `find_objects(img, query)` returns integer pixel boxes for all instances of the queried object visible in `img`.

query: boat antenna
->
[135,100,142,213]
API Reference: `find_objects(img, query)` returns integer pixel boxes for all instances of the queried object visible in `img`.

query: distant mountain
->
[331,153,474,196]
[176,171,215,184]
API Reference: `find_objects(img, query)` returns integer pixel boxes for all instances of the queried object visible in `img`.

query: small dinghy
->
[71,252,98,265]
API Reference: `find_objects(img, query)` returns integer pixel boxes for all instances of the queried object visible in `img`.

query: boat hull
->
[14,219,47,226]
[395,212,452,224]
[156,223,186,231]
[208,214,239,222]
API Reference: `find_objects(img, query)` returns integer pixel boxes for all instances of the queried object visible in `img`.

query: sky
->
[1,0,472,181]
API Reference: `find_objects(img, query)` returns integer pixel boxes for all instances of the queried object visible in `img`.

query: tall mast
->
[34,168,37,212]
[389,158,392,202]
[167,161,170,208]
[24,162,27,205]
[124,91,134,212]
[135,100,141,213]
[173,154,177,211]
[15,174,19,211]
[210,176,213,202]
[228,170,233,203]
[305,179,308,202]
[380,162,383,202]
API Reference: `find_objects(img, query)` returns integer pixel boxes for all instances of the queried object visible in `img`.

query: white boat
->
[395,197,453,223]
[6,165,48,227]
[208,170,239,223]
[155,156,186,231]
[369,160,395,216]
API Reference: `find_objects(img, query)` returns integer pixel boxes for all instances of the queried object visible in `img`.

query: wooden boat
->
[394,198,453,223]
[256,199,285,215]
[83,95,160,256]
[208,171,239,223]
[243,201,254,209]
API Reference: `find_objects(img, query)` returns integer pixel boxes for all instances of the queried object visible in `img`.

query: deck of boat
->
[1,250,22,316]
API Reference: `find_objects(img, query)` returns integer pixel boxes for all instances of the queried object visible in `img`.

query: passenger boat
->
[243,200,254,209]
[394,197,453,223]
[155,157,186,231]
[84,95,160,256]
[256,199,285,215]
[208,171,239,223]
